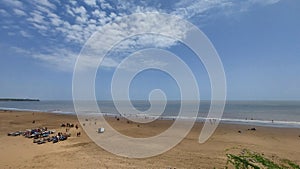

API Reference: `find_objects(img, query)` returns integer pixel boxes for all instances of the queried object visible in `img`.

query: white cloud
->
[32,0,56,10]
[10,46,32,55]
[2,25,9,29]
[27,11,45,24]
[73,6,90,25]
[69,1,77,6]
[173,0,234,19]
[84,0,97,7]
[74,13,189,71]
[2,0,282,72]
[35,4,52,14]
[32,23,48,31]
[0,9,9,16]
[101,57,119,68]
[238,0,281,12]
[248,0,281,5]
[172,0,281,19]
[20,30,32,37]
[2,0,23,9]
[13,8,27,16]
[32,48,78,72]
[49,13,63,26]
[73,6,87,16]
[66,5,75,17]
[114,53,169,72]
[99,0,113,10]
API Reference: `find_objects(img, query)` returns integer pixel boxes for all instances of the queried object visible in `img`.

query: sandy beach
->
[0,110,299,169]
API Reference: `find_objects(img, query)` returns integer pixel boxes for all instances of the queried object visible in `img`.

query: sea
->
[1,100,300,128]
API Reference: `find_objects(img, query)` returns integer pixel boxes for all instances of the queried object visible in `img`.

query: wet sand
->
[0,110,299,169]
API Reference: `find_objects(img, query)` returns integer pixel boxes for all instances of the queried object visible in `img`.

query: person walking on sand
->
[76,132,81,137]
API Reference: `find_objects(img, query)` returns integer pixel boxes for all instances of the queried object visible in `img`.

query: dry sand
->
[0,110,299,169]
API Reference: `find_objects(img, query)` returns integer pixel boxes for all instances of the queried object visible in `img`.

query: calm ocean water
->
[1,100,300,128]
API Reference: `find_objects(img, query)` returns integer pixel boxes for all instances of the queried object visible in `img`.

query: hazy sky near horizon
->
[0,0,299,100]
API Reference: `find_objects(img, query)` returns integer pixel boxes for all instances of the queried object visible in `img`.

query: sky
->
[0,0,299,100]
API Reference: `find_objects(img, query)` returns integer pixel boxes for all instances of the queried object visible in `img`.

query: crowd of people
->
[7,122,81,144]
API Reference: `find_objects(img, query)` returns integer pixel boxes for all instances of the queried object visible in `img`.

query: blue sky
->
[0,0,299,100]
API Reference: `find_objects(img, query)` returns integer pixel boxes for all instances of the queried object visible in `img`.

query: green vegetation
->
[225,149,300,169]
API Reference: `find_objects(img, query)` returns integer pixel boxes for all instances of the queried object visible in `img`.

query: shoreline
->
[1,107,300,129]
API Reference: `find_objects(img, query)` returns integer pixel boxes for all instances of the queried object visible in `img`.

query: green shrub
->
[225,149,300,169]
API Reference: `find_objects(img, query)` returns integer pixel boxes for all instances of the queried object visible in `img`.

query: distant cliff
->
[0,98,40,101]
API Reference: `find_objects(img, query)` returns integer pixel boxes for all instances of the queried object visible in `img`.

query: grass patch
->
[225,149,300,169]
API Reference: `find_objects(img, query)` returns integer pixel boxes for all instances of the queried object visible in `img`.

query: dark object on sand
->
[47,137,53,142]
[37,140,46,144]
[59,135,67,141]
[33,138,46,144]
[238,130,242,133]
[32,120,35,124]
[248,128,256,131]
[98,128,105,133]
[66,123,74,127]
[53,137,58,143]
[62,123,74,127]
[7,131,21,136]
[117,118,120,121]
[42,133,49,137]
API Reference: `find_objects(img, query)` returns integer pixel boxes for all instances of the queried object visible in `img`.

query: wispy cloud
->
[0,0,282,72]
[19,30,32,37]
[31,0,57,10]
[2,0,23,9]
[78,13,189,71]
[248,0,281,6]
[173,0,233,19]
[13,8,27,16]
[84,0,97,7]
[0,9,9,16]
[32,50,77,72]
[10,46,32,55]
